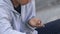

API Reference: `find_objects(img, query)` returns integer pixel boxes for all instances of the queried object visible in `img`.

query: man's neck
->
[12,0,20,8]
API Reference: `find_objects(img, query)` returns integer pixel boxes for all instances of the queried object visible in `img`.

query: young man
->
[0,0,43,34]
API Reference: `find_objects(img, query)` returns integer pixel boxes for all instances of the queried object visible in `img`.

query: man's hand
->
[20,0,31,5]
[29,18,44,28]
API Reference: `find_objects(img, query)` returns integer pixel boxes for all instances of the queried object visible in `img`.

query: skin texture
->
[29,18,43,28]
[17,0,31,5]
[12,0,31,7]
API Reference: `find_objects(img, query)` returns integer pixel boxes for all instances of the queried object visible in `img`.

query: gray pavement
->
[35,0,60,24]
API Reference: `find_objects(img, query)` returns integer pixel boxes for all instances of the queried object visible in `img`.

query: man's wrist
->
[27,22,36,30]
[26,18,36,30]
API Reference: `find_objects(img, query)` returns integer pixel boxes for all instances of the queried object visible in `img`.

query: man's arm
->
[26,0,43,28]
[21,0,43,34]
[0,8,26,34]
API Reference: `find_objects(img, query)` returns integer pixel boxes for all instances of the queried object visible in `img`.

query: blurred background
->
[35,0,60,24]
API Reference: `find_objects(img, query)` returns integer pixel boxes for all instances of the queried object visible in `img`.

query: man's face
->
[17,0,31,5]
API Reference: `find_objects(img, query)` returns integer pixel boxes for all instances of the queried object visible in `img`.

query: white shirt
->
[0,0,37,34]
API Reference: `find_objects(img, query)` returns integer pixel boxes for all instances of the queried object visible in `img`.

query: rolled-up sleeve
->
[0,8,26,34]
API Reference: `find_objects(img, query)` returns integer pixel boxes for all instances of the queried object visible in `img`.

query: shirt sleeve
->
[21,0,36,22]
[26,0,36,29]
[0,8,26,34]
[21,0,37,34]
